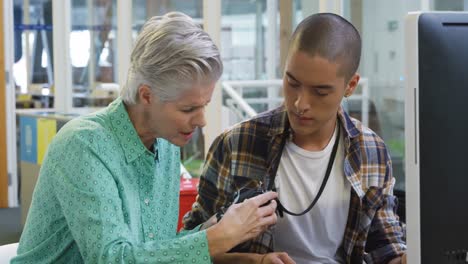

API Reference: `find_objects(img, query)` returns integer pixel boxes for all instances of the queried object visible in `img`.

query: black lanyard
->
[267,125,341,217]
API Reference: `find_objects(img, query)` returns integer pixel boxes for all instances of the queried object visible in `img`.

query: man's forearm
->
[212,253,263,264]
[388,253,406,264]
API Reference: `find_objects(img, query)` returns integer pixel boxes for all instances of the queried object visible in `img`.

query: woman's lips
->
[181,132,193,140]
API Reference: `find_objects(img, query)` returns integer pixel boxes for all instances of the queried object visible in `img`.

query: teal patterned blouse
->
[12,98,211,264]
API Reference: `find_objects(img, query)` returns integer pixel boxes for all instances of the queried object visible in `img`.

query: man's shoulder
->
[347,116,387,152]
[346,116,393,190]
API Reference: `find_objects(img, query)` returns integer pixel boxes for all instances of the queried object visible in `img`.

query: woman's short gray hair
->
[121,12,223,104]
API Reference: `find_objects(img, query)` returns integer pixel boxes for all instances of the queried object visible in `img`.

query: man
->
[184,13,406,264]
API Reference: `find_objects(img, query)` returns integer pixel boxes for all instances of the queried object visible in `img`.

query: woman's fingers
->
[257,199,277,217]
[248,191,278,207]
[217,191,278,246]
[262,252,296,264]
[278,253,296,264]
[259,211,277,228]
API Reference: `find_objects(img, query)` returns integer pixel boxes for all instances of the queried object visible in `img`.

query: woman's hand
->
[206,191,278,256]
[200,214,218,230]
[260,252,296,264]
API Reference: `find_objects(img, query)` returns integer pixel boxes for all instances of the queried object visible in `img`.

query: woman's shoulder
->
[50,115,115,153]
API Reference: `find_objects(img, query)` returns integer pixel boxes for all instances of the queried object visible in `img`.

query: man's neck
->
[292,118,337,151]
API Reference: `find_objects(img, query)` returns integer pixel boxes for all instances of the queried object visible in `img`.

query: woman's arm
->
[52,134,277,263]
[51,135,212,263]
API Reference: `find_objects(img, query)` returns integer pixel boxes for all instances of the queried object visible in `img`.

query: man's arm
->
[388,253,407,264]
[182,132,233,230]
[364,159,407,264]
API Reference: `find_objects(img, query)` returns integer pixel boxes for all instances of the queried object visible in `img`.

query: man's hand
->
[388,253,407,264]
[260,252,296,264]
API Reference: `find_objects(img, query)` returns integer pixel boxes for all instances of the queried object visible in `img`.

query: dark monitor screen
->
[418,12,468,263]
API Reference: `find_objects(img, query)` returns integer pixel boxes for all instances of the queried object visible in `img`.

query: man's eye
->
[315,89,328,96]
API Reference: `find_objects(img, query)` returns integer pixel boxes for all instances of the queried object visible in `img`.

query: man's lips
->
[298,116,314,121]
[293,112,314,121]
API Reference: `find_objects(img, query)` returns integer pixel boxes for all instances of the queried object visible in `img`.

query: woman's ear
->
[137,85,153,105]
[344,73,360,97]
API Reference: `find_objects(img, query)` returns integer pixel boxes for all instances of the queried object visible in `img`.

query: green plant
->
[182,159,205,178]
[386,139,405,158]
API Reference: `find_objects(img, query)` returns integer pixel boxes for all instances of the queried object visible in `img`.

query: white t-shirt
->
[274,126,351,264]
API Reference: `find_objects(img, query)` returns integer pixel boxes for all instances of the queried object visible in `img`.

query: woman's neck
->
[125,103,156,149]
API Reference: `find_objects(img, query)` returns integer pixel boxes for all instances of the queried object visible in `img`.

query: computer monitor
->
[405,12,468,264]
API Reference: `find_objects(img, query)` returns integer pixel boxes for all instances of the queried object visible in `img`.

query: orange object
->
[178,178,200,231]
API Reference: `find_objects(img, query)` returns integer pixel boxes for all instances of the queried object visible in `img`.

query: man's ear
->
[344,73,360,97]
[137,85,153,105]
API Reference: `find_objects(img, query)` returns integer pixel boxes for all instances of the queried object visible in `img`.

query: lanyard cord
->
[267,125,341,217]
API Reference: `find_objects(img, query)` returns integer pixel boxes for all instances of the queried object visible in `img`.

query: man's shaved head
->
[289,13,361,81]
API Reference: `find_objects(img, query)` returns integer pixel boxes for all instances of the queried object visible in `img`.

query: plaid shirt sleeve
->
[182,132,233,230]
[182,124,275,254]
[363,154,407,263]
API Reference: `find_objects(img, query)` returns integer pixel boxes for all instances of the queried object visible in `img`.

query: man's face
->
[144,82,216,147]
[283,50,358,139]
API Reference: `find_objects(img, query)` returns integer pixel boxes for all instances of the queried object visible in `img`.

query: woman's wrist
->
[206,222,236,257]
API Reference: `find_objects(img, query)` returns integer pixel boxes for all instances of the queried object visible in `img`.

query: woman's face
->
[145,82,216,147]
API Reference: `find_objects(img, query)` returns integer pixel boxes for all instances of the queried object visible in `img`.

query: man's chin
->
[290,124,316,137]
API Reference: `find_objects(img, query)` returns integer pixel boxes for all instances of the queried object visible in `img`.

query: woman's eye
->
[181,108,195,113]
[288,81,300,88]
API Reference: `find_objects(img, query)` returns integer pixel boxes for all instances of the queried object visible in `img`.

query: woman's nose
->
[192,110,206,128]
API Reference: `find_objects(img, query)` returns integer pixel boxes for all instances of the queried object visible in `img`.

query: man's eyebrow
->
[285,72,334,89]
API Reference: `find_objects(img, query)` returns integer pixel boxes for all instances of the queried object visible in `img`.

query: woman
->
[13,12,278,263]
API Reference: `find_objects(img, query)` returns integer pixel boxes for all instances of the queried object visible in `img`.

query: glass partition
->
[133,0,203,38]
[13,0,54,108]
[71,0,119,108]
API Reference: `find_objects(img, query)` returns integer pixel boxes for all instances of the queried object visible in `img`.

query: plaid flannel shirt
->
[183,106,406,264]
